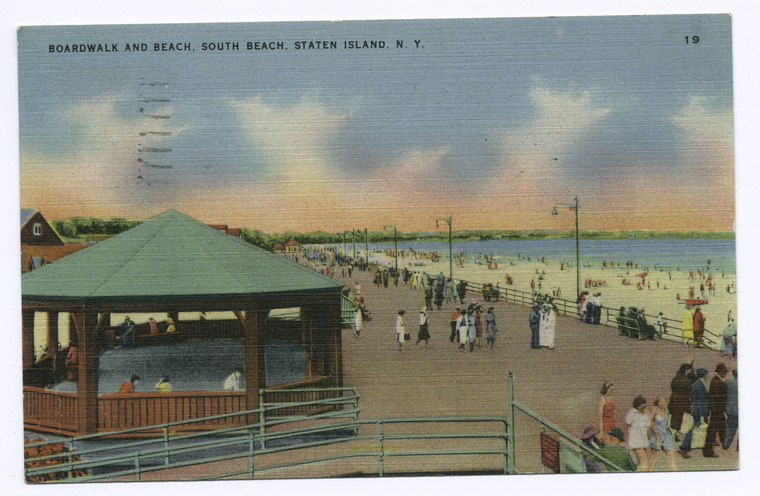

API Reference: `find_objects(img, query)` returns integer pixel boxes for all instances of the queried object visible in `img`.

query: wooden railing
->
[97,390,247,432]
[23,387,79,435]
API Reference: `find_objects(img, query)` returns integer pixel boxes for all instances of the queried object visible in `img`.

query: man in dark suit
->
[678,367,709,458]
[703,363,730,457]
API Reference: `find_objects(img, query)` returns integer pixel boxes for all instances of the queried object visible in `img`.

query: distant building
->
[285,239,300,253]
[272,242,286,253]
[21,209,63,246]
[21,209,89,273]
[208,224,242,240]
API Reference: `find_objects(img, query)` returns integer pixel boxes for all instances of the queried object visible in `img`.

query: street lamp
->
[436,214,453,280]
[551,196,581,300]
[383,223,398,271]
[351,228,356,260]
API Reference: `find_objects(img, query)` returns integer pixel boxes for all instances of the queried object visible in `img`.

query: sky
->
[18,15,735,233]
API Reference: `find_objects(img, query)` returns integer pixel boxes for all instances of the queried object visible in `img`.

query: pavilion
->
[22,210,346,436]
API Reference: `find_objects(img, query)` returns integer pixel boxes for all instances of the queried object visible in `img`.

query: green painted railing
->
[25,375,627,481]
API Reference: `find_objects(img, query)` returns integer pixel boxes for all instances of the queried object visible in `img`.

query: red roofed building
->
[272,242,286,253]
[207,224,242,240]
[285,238,300,253]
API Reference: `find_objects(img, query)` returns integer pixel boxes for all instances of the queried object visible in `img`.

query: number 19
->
[686,35,700,44]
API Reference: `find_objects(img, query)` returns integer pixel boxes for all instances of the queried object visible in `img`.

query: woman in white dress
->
[395,310,406,351]
[625,395,652,471]
[538,304,556,349]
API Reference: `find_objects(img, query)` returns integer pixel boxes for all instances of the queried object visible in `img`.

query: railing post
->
[134,453,141,481]
[259,390,266,450]
[66,439,73,479]
[507,372,516,474]
[378,420,384,477]
[248,431,255,479]
[163,427,170,465]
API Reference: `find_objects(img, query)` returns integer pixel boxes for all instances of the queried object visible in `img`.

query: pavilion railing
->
[97,391,248,432]
[23,387,79,435]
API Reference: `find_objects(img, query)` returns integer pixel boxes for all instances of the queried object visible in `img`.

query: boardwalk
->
[336,267,738,473]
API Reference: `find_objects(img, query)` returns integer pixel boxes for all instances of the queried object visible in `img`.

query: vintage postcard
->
[17,14,738,484]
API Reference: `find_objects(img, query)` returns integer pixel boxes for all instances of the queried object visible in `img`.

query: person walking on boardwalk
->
[539,303,556,349]
[395,310,407,351]
[444,279,452,304]
[648,396,678,471]
[449,308,461,342]
[681,308,694,346]
[466,307,477,352]
[416,306,431,346]
[703,363,729,457]
[456,309,468,352]
[625,396,652,471]
[668,362,696,433]
[724,369,738,450]
[693,307,706,348]
[457,280,467,303]
[599,381,616,445]
[353,304,363,338]
[677,367,709,459]
[529,304,541,349]
[484,307,496,350]
[474,305,483,347]
[424,282,433,311]
[434,281,444,310]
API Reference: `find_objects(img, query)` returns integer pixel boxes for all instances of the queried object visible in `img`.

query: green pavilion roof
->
[22,210,344,304]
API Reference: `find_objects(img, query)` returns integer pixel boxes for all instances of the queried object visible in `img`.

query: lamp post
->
[351,228,356,260]
[551,197,581,300]
[435,214,453,280]
[383,223,398,271]
[364,228,369,267]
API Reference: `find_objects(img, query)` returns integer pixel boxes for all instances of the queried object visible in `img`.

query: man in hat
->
[678,367,710,458]
[597,428,637,471]
[724,369,738,450]
[703,363,730,457]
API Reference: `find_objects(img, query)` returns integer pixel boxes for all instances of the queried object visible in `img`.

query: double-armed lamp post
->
[551,196,581,300]
[383,223,398,271]
[435,214,453,280]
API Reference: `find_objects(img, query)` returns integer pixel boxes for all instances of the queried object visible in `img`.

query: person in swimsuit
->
[599,381,616,445]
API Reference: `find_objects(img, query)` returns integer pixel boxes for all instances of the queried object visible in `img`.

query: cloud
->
[20,91,185,219]
[481,85,612,229]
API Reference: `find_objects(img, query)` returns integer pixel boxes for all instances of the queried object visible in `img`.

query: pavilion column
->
[22,309,35,370]
[325,295,343,388]
[47,312,59,360]
[243,309,268,411]
[76,312,99,435]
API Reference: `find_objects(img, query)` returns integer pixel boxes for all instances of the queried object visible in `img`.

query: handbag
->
[679,412,693,436]
[690,423,708,449]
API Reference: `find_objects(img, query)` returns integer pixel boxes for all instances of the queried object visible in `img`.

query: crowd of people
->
[575,361,738,472]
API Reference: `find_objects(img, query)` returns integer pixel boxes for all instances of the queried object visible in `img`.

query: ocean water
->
[357,237,736,274]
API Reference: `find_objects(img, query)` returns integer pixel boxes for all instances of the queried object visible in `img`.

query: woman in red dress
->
[599,381,616,445]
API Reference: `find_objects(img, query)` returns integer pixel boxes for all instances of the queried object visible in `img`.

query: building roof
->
[21,243,91,273]
[20,208,37,228]
[285,239,300,247]
[22,209,344,305]
[272,242,286,251]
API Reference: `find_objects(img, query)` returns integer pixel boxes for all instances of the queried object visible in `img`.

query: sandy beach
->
[365,249,737,342]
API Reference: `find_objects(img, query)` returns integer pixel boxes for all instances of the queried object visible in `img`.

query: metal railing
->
[24,387,359,482]
[26,373,633,481]
[507,373,624,474]
[370,262,722,350]
[26,406,509,481]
